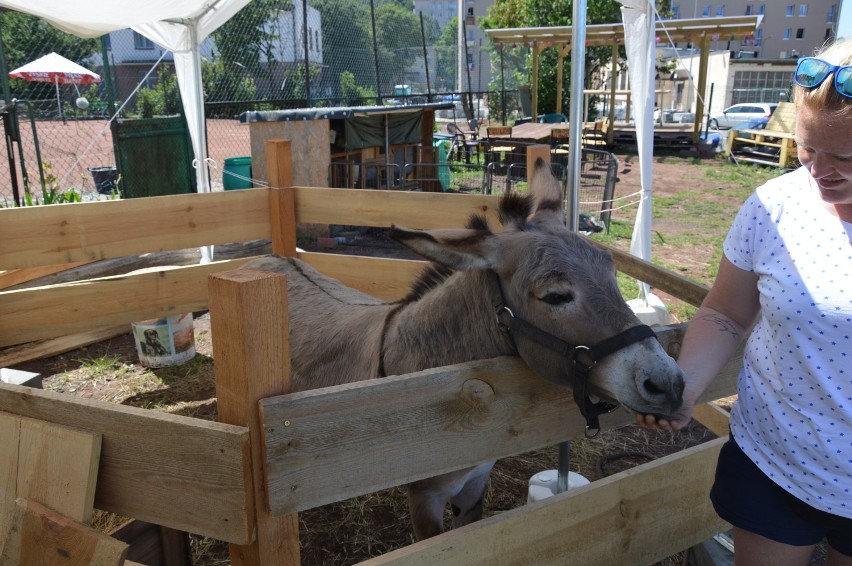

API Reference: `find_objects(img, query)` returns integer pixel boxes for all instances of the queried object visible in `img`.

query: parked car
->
[708,103,777,129]
[729,116,770,137]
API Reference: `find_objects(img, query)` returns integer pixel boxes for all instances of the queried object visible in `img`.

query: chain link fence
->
[0,2,533,206]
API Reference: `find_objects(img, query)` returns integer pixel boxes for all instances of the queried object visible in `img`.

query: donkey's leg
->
[407,462,496,540]
[450,461,494,529]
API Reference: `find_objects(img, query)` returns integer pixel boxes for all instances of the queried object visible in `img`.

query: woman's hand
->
[635,397,695,430]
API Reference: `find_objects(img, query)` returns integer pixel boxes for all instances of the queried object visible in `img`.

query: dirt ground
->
[10,150,828,565]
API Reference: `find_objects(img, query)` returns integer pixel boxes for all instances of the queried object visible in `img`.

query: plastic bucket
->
[223,156,253,190]
[88,166,118,195]
[131,313,196,368]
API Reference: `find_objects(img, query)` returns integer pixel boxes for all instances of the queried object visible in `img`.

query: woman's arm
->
[636,255,761,430]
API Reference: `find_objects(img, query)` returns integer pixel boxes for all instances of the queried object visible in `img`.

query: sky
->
[839,1,851,39]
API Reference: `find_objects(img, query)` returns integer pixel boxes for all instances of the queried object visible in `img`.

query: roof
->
[484,15,761,47]
[240,101,455,123]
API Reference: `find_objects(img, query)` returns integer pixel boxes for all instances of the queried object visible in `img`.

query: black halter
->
[489,271,657,435]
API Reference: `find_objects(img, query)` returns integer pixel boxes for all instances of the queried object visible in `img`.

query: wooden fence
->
[0,140,738,564]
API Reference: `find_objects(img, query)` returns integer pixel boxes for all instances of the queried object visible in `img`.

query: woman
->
[638,38,852,566]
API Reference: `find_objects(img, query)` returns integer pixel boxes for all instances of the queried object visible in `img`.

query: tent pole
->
[55,77,66,125]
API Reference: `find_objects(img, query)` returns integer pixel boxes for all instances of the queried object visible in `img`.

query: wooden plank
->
[15,414,102,524]
[298,252,426,302]
[587,239,710,307]
[260,325,738,517]
[1,498,128,566]
[209,269,300,565]
[362,437,730,566]
[0,190,271,270]
[0,261,90,290]
[0,325,129,367]
[693,403,731,437]
[0,382,253,544]
[292,187,502,229]
[0,258,253,348]
[0,412,18,544]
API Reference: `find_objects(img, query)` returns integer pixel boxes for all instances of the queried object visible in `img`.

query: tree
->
[374,1,422,91]
[312,0,375,98]
[480,0,633,118]
[1,11,99,105]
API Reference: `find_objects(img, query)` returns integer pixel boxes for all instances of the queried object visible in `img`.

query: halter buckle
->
[495,304,515,332]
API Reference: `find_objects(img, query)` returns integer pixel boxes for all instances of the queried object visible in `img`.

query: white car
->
[708,103,778,129]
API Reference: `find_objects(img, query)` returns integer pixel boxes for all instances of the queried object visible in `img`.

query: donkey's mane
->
[396,192,537,304]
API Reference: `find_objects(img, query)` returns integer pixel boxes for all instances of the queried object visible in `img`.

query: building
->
[661,1,842,113]
[671,1,840,58]
[414,0,493,92]
[90,1,322,105]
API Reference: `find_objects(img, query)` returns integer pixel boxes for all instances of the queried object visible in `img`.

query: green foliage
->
[135,67,182,118]
[18,162,87,206]
[339,71,376,104]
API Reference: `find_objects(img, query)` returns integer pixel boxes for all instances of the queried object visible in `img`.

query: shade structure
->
[8,51,101,85]
[9,51,101,118]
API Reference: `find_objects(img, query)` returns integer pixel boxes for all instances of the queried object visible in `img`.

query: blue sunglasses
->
[794,57,852,98]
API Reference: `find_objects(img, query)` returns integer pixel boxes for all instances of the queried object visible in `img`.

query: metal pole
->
[420,12,433,102]
[302,0,311,104]
[100,35,116,115]
[500,46,507,125]
[559,0,587,491]
[370,0,382,103]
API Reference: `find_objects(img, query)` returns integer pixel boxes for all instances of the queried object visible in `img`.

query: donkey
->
[242,158,684,540]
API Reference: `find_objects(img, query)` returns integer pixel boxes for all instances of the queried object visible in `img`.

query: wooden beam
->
[1,498,129,565]
[362,437,730,565]
[0,383,253,544]
[0,190,272,271]
[0,259,253,348]
[259,323,738,517]
[291,187,501,230]
[209,269,300,565]
[298,253,426,303]
[586,238,710,307]
[0,324,128,367]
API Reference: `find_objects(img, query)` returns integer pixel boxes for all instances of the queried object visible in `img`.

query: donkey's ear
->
[528,158,565,227]
[388,226,493,270]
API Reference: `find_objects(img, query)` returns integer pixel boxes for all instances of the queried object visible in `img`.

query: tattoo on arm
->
[696,313,740,339]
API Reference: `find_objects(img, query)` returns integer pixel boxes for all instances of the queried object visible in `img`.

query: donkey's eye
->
[541,292,574,305]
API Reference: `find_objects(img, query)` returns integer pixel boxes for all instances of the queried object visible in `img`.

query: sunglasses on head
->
[794,57,852,98]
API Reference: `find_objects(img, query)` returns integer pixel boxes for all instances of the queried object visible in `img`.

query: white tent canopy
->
[0,0,251,200]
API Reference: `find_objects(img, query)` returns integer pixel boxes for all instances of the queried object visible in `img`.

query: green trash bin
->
[223,156,253,190]
[433,140,450,191]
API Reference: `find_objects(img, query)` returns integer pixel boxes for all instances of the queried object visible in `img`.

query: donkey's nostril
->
[642,378,665,397]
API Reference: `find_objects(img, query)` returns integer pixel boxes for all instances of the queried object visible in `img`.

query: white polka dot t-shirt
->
[723,166,852,519]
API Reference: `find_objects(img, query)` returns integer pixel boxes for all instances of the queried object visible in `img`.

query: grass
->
[591,157,783,321]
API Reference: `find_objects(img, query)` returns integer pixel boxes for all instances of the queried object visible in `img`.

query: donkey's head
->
[389,159,684,424]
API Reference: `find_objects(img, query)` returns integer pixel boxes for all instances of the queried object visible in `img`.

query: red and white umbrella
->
[9,52,101,116]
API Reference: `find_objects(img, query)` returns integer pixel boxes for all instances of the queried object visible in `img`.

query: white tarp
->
[0,0,251,199]
[619,0,671,324]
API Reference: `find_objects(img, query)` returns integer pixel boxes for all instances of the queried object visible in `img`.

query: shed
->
[241,102,453,191]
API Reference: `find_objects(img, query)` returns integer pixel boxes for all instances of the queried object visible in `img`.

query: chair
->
[540,113,569,124]
[582,118,610,148]
[550,127,570,157]
[484,126,515,175]
[446,122,480,164]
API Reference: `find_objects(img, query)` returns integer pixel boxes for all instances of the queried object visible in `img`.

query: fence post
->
[266,139,297,256]
[209,268,300,565]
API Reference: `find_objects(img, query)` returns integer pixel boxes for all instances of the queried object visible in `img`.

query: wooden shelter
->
[485,16,761,144]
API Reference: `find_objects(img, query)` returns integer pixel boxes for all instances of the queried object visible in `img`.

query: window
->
[745,5,752,15]
[672,5,680,18]
[701,5,710,17]
[133,31,154,50]
[754,28,762,46]
[783,28,792,40]
[137,70,157,89]
[828,4,837,23]
[796,28,804,39]
[758,4,765,15]
[785,5,794,16]
[799,4,808,16]
[716,6,725,16]
[103,34,112,49]
[315,30,319,52]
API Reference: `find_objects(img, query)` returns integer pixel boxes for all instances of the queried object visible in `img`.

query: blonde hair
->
[794,37,852,118]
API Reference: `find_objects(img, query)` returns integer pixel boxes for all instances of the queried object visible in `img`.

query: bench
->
[725,101,798,168]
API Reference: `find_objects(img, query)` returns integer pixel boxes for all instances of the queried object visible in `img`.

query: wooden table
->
[487,122,567,143]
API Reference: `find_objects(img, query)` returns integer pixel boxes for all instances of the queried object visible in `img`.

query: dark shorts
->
[710,436,852,556]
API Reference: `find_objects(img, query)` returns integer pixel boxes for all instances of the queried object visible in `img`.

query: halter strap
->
[489,271,657,435]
